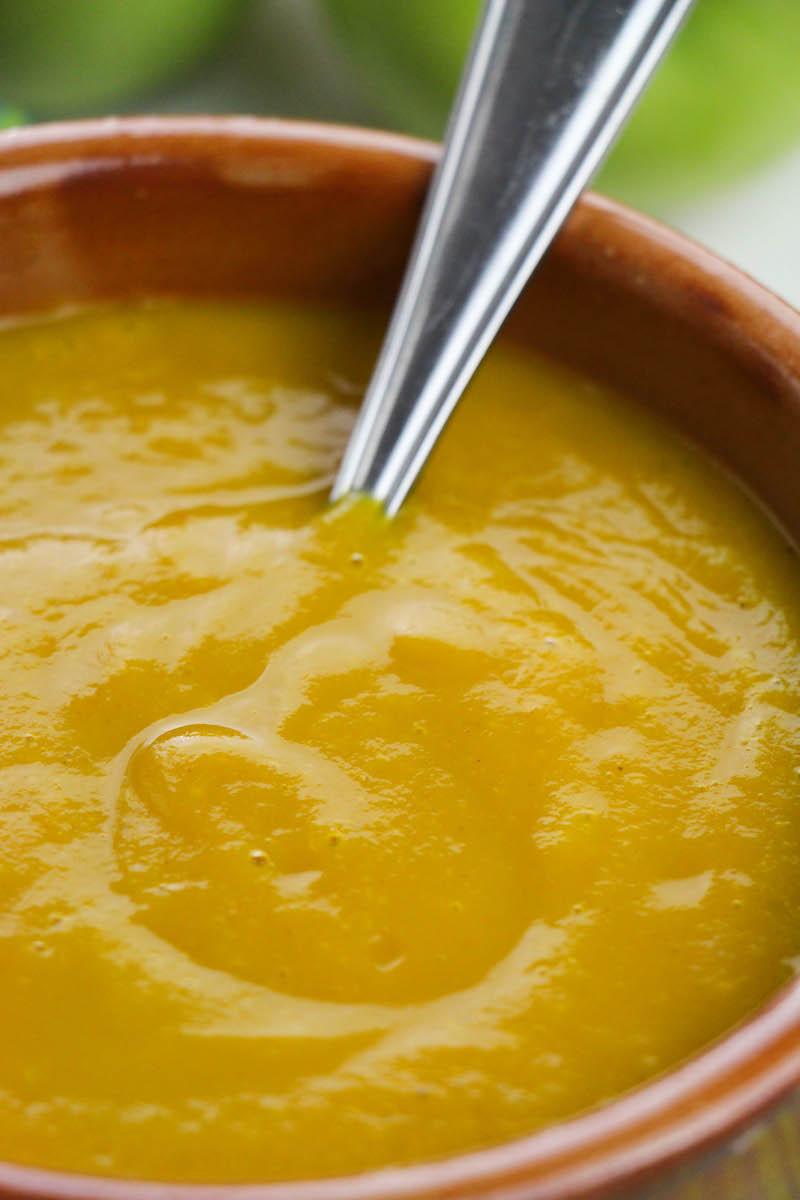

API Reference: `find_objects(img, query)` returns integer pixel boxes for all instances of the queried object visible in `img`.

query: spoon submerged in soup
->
[333,0,697,514]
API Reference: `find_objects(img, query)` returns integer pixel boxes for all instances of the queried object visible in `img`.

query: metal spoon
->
[332,0,696,515]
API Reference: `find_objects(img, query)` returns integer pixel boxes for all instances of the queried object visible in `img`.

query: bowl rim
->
[1,114,800,1200]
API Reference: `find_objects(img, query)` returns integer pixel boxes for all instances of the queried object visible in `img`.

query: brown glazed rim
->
[1,117,800,1200]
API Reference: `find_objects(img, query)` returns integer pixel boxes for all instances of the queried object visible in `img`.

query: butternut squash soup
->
[0,300,799,1182]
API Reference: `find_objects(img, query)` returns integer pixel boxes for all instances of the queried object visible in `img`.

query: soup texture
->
[0,302,799,1182]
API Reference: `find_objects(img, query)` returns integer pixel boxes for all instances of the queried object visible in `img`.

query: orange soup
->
[0,300,799,1181]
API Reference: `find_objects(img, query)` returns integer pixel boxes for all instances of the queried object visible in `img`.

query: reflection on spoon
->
[333,0,696,514]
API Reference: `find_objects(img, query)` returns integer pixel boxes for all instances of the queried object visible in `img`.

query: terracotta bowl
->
[1,116,800,1200]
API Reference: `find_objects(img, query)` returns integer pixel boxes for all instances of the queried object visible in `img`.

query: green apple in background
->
[0,0,239,117]
[322,0,800,210]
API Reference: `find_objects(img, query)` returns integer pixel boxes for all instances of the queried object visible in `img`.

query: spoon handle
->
[332,0,696,514]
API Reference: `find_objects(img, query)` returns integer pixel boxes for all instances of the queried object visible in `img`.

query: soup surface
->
[1,301,800,1182]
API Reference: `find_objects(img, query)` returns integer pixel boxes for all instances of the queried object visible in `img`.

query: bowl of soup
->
[0,117,800,1200]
